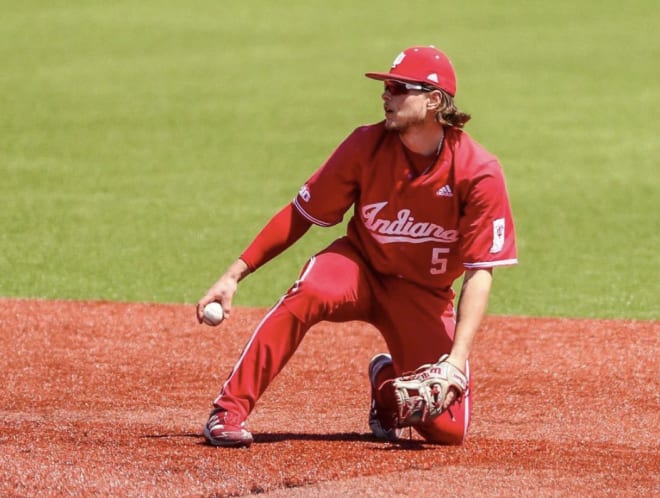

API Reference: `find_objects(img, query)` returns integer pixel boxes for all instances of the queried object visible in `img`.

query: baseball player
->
[197,45,517,447]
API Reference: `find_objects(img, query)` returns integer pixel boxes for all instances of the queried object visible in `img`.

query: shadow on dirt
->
[140,431,434,450]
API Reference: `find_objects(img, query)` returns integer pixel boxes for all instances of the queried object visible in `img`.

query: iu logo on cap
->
[391,51,407,68]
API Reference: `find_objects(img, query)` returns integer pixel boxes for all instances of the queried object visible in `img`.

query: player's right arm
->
[197,127,366,324]
[196,203,312,324]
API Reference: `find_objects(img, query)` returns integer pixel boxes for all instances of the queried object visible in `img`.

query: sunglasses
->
[384,80,433,95]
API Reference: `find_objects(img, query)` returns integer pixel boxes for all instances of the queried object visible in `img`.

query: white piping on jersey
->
[464,258,518,269]
[293,198,333,227]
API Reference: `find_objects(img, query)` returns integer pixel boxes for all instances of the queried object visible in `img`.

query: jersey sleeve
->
[459,160,518,269]
[293,130,362,227]
[240,203,312,272]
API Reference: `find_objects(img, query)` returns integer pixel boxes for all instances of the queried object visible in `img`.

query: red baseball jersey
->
[293,122,517,291]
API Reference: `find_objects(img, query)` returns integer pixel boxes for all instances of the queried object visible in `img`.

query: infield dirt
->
[1,299,657,497]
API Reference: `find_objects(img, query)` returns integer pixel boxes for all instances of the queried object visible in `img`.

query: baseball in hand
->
[202,302,224,326]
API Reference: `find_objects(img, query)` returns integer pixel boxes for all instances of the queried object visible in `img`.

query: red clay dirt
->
[0,298,657,497]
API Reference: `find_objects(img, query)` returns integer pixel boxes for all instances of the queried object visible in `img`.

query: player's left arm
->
[442,159,516,407]
[448,268,492,367]
[443,267,492,408]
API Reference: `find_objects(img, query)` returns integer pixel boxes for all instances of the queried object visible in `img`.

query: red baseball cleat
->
[368,353,402,441]
[203,408,253,448]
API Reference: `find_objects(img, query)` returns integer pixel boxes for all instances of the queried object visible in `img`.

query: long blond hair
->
[435,89,471,128]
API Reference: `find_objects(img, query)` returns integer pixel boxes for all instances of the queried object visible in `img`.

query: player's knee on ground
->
[412,407,469,445]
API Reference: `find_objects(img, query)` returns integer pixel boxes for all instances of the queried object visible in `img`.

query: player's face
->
[382,81,433,132]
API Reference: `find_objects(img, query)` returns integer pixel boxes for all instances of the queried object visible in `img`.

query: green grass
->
[1,0,658,319]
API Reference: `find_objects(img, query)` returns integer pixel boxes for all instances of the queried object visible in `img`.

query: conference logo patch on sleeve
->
[298,184,311,202]
[490,218,505,253]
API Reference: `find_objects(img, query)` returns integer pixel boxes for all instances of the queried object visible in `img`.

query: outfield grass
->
[1,1,658,319]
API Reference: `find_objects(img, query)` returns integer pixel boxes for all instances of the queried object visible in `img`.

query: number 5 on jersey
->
[431,247,450,275]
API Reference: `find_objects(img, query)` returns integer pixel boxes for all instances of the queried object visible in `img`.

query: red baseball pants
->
[214,237,471,444]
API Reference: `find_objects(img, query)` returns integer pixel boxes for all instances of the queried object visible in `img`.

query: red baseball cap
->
[365,46,457,96]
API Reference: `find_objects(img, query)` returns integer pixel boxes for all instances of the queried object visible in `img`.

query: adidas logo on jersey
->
[436,185,453,197]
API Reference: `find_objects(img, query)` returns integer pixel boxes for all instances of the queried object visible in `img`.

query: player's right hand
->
[196,275,239,324]
[196,259,251,324]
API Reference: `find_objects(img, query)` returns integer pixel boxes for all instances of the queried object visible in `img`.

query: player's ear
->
[426,90,443,111]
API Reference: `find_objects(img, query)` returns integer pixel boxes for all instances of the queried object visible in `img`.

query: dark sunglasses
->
[384,80,433,95]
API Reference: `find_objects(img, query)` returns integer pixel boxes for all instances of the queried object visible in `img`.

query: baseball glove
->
[391,354,468,426]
